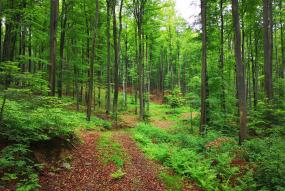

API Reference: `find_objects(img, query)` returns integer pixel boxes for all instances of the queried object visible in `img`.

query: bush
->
[132,124,241,190]
[0,144,42,191]
[164,87,185,108]
[244,137,285,191]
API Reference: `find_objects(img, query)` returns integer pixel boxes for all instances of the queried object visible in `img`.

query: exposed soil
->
[151,119,175,129]
[114,132,165,191]
[39,130,166,191]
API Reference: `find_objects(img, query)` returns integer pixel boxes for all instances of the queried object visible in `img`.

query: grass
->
[159,172,184,191]
[130,103,242,191]
[97,132,127,168]
[96,132,128,179]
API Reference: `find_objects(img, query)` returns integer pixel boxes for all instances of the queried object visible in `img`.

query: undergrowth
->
[0,96,108,190]
[132,122,285,191]
[97,132,127,179]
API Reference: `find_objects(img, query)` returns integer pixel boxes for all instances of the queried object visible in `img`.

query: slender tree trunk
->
[263,0,273,100]
[280,0,285,95]
[220,0,226,112]
[200,0,209,135]
[231,0,248,144]
[133,0,146,120]
[134,26,138,114]
[106,0,111,114]
[73,40,80,111]
[177,45,181,90]
[124,25,128,109]
[250,31,257,110]
[0,2,2,60]
[138,23,144,120]
[112,0,123,121]
[28,25,32,73]
[49,0,59,96]
[86,0,99,121]
[58,0,67,98]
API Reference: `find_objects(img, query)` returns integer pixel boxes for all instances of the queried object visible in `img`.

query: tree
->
[58,0,68,98]
[86,0,99,121]
[49,0,59,96]
[231,0,248,144]
[220,0,226,112]
[263,0,273,100]
[133,0,146,120]
[106,0,111,114]
[200,0,208,135]
[112,0,123,121]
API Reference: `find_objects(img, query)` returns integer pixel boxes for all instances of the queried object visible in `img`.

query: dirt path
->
[39,130,165,191]
[114,132,165,191]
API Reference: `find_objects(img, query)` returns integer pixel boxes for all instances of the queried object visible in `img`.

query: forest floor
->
[39,107,201,191]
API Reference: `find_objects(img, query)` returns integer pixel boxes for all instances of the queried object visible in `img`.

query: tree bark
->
[106,0,111,114]
[58,0,68,98]
[86,0,99,121]
[220,0,226,112]
[49,0,59,96]
[133,0,146,120]
[112,0,123,121]
[231,0,248,144]
[200,0,209,135]
[263,0,273,100]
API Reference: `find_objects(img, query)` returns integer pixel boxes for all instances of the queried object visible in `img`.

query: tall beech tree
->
[49,0,59,96]
[87,0,99,121]
[263,0,273,100]
[231,0,248,144]
[133,0,146,120]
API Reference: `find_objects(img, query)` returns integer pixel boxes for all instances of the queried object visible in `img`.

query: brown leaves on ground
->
[205,137,236,150]
[39,131,166,191]
[114,132,165,191]
[151,119,175,129]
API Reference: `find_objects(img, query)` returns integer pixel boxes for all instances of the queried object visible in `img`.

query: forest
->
[0,0,284,190]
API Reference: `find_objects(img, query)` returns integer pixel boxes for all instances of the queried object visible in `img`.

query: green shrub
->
[164,87,185,108]
[159,172,183,191]
[244,137,285,191]
[0,144,42,191]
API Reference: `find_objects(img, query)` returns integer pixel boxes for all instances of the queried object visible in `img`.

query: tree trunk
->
[200,0,208,135]
[106,0,111,114]
[2,0,16,62]
[280,0,285,95]
[133,0,146,120]
[112,0,122,121]
[49,0,59,96]
[220,0,226,112]
[124,25,128,109]
[231,0,248,144]
[263,0,273,100]
[28,25,32,73]
[0,2,2,60]
[86,0,99,121]
[58,0,67,98]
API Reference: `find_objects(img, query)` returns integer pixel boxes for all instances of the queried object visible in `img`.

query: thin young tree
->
[200,0,208,135]
[106,0,111,114]
[220,0,226,112]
